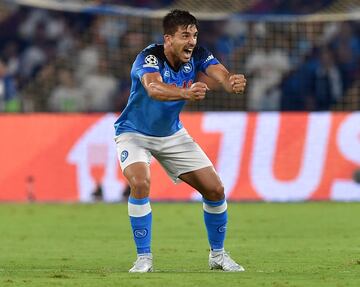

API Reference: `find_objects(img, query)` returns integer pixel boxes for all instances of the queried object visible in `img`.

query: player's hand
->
[184,82,209,101]
[229,74,246,94]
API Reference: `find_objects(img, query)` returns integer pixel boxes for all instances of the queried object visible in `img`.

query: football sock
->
[128,196,152,255]
[203,198,228,251]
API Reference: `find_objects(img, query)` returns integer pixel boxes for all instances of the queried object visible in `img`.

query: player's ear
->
[164,34,171,44]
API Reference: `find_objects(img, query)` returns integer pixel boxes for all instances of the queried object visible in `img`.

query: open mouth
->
[183,47,193,58]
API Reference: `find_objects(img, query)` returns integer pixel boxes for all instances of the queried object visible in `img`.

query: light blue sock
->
[203,198,228,251]
[128,196,152,254]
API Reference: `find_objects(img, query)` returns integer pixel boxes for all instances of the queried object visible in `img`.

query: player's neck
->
[164,47,181,70]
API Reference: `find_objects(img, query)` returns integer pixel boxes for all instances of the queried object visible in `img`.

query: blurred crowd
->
[95,0,175,8]
[96,0,335,14]
[245,0,336,15]
[225,20,360,111]
[0,1,359,112]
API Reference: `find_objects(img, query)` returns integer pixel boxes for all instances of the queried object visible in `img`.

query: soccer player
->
[114,9,246,272]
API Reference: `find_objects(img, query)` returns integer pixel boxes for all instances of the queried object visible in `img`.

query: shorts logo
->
[183,63,192,73]
[134,229,148,238]
[121,150,128,162]
[217,224,227,233]
[144,55,158,68]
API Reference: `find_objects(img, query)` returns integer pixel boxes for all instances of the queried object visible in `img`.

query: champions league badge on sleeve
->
[121,150,129,162]
[143,55,159,69]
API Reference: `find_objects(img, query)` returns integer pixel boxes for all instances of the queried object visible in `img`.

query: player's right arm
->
[141,72,208,101]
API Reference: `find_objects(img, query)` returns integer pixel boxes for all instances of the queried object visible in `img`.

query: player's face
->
[168,25,198,64]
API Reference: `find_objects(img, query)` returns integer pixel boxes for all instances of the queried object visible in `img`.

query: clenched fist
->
[229,74,246,94]
[183,82,209,101]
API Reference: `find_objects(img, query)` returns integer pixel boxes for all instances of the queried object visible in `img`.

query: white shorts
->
[114,128,213,183]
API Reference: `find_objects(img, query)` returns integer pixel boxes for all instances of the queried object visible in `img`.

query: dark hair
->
[163,9,198,35]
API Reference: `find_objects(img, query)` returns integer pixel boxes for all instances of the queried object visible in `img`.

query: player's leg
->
[179,167,244,272]
[157,129,228,255]
[179,166,224,200]
[116,133,153,273]
[155,128,244,271]
[179,167,227,251]
[123,163,153,272]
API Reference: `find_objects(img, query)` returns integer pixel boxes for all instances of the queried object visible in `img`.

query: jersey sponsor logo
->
[205,54,214,63]
[217,224,227,233]
[183,63,192,73]
[134,228,148,238]
[143,54,159,69]
[169,80,193,88]
[121,150,128,162]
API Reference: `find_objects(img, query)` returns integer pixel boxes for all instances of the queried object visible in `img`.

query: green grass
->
[0,202,359,286]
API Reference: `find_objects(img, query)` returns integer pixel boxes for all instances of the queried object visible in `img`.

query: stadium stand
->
[0,0,359,112]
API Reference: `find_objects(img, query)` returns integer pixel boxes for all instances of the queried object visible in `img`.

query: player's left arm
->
[203,63,246,94]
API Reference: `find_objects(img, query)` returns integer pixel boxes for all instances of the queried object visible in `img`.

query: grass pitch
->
[0,202,359,286]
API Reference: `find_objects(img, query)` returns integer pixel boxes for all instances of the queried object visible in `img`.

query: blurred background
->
[1,3,359,283]
[0,0,359,203]
[0,0,359,113]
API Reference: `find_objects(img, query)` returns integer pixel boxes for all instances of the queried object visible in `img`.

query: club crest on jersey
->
[164,70,170,77]
[143,54,159,69]
[183,63,192,73]
[121,150,128,162]
[134,228,148,238]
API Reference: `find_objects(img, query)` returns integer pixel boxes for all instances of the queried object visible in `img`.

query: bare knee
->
[204,183,225,201]
[128,177,150,198]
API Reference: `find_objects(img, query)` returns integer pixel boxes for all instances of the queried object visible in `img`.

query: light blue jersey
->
[114,44,219,137]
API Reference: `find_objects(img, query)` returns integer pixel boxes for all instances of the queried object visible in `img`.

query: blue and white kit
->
[116,43,236,268]
[114,43,219,137]
[114,44,219,180]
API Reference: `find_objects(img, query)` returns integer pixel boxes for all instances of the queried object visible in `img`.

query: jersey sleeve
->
[133,50,163,80]
[194,46,220,74]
